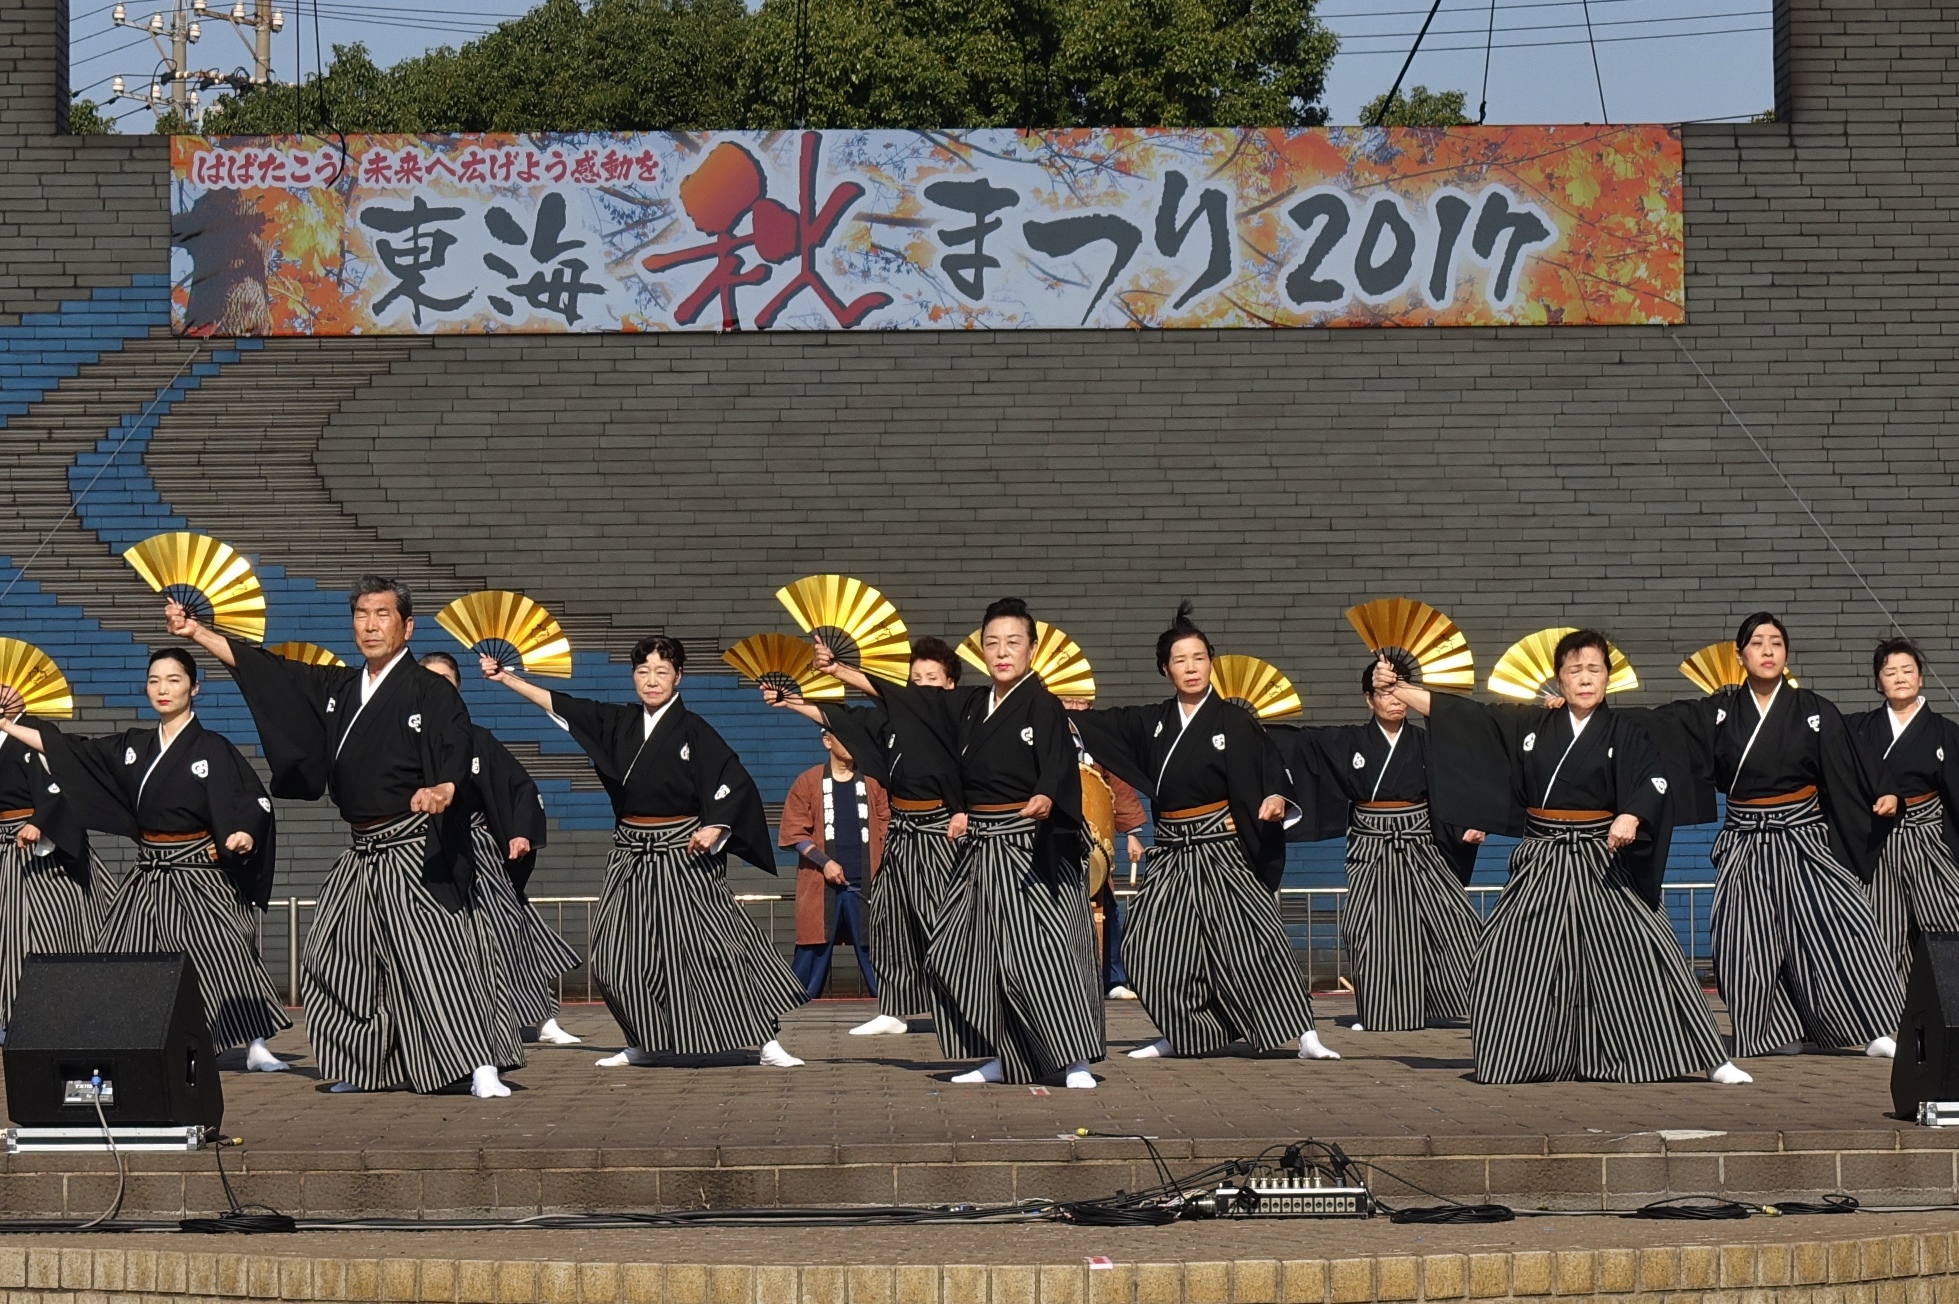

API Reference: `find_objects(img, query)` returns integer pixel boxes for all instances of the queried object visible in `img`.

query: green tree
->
[66,97,118,133]
[1356,84,1470,127]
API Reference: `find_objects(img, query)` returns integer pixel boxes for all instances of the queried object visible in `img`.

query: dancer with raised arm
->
[1662,613,1902,1059]
[166,579,522,1098]
[481,635,806,1069]
[419,651,582,1046]
[1848,638,1959,991]
[816,599,1102,1088]
[762,637,964,1037]
[1067,605,1334,1063]
[1374,634,1749,1085]
[0,649,290,1068]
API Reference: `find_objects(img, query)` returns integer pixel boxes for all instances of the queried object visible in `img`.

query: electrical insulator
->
[232,1,245,17]
[111,3,126,23]
[111,75,126,95]
[193,0,207,12]
[270,9,282,29]
[149,11,164,31]
[150,80,163,100]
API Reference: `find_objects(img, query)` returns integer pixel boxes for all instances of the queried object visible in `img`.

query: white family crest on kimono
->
[1652,776,1668,793]
[680,743,691,760]
[1523,733,1537,751]
[124,748,138,765]
[1020,726,1034,744]
[472,756,481,774]
[191,758,209,779]
[714,784,731,801]
[407,713,423,732]
[1212,734,1227,751]
[1352,752,1366,769]
[1808,714,1822,732]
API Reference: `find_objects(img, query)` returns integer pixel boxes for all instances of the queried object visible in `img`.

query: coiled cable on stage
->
[1626,1196,1755,1221]
[178,1137,297,1235]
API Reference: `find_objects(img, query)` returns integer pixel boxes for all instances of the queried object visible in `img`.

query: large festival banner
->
[170,127,1684,335]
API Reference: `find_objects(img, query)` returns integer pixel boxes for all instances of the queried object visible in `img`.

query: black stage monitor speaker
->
[3,954,221,1130]
[1892,932,1959,1120]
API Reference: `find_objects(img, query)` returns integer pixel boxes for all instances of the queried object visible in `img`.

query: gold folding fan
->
[722,632,844,701]
[434,590,572,678]
[267,641,346,668]
[1345,597,1474,691]
[1488,627,1639,700]
[957,620,1096,700]
[122,531,266,642]
[1678,641,1795,693]
[0,639,73,720]
[1210,654,1302,720]
[774,575,911,684]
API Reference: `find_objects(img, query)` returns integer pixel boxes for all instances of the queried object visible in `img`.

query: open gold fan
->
[957,619,1096,700]
[1210,654,1302,720]
[1489,628,1639,700]
[774,575,911,684]
[122,531,266,642]
[267,641,346,668]
[1345,597,1474,691]
[435,590,572,678]
[1678,641,1795,693]
[722,632,844,701]
[0,639,73,720]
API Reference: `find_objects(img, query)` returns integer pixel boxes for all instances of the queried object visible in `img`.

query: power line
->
[1339,21,1769,56]
[1579,0,1608,121]
[1335,7,1768,45]
[1368,0,1449,124]
[1475,0,1497,121]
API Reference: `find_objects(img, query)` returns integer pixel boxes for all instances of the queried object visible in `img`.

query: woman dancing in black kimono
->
[0,683,92,1043]
[0,649,290,1068]
[481,635,806,1069]
[1373,632,1748,1085]
[1068,605,1335,1061]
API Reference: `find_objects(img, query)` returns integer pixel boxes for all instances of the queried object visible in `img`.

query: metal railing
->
[258,883,1719,1006]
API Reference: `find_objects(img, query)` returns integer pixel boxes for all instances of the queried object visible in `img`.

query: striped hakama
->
[304,813,524,1091]
[469,813,580,1030]
[864,805,956,1020]
[0,815,93,1025]
[1710,794,1904,1056]
[97,834,290,1051]
[927,812,1104,1083]
[591,818,805,1054]
[1342,803,1482,1031]
[1868,795,1959,990]
[1473,815,1728,1084]
[1124,806,1316,1054]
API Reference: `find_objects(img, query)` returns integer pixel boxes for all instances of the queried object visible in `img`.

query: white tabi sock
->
[1298,1030,1341,1060]
[1348,1022,1365,1033]
[327,1081,362,1093]
[1127,1038,1172,1059]
[849,1014,911,1036]
[1064,1062,1097,1089]
[244,1038,289,1071]
[759,1039,804,1067]
[1867,1035,1897,1059]
[531,1018,582,1044]
[1767,1041,1805,1056]
[1708,1061,1753,1084]
[595,1047,658,1068]
[470,1065,511,1098]
[1106,986,1138,1001]
[950,1058,1004,1084]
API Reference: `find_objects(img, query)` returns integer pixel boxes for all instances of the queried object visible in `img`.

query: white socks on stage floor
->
[1868,1035,1897,1058]
[1106,986,1138,1001]
[1128,1038,1171,1059]
[759,1040,804,1067]
[596,1047,658,1067]
[949,1059,1097,1088]
[530,1018,581,1045]
[1299,1030,1340,1060]
[470,1065,511,1098]
[1709,1061,1753,1084]
[849,1015,911,1036]
[244,1038,289,1072]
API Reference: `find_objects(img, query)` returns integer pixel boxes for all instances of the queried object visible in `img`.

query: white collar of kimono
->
[641,697,677,739]
[360,647,411,705]
[1370,720,1401,801]
[985,673,1032,720]
[1177,689,1213,730]
[1566,708,1592,740]
[140,711,195,804]
[1890,697,1926,741]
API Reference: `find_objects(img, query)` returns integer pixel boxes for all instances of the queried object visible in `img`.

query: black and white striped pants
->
[926,812,1104,1083]
[1867,796,1959,992]
[469,814,580,1029]
[1710,795,1904,1055]
[1342,804,1483,1032]
[1472,816,1729,1084]
[97,834,290,1052]
[591,819,806,1055]
[304,814,524,1092]
[864,806,956,1020]
[0,815,93,1025]
[1124,807,1316,1055]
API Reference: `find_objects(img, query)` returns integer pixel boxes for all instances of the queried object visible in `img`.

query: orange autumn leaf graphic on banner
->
[170,126,1683,335]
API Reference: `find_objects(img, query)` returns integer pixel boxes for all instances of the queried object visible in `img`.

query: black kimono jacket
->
[548,691,775,873]
[467,723,549,898]
[0,727,91,886]
[1426,694,1674,907]
[819,686,965,811]
[1850,700,1959,867]
[38,715,276,907]
[225,638,476,902]
[1070,690,1293,890]
[1280,721,1481,886]
[1662,682,1890,881]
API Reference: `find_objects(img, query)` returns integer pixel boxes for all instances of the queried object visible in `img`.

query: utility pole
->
[107,0,282,127]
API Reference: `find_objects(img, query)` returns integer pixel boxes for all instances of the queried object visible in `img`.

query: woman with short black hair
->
[0,648,290,1068]
[1374,631,1745,1085]
[1666,613,1902,1059]
[482,634,807,1069]
[1069,604,1335,1062]
[1847,637,1959,992]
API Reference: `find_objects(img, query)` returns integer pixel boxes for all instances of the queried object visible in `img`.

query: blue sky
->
[69,0,1774,129]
